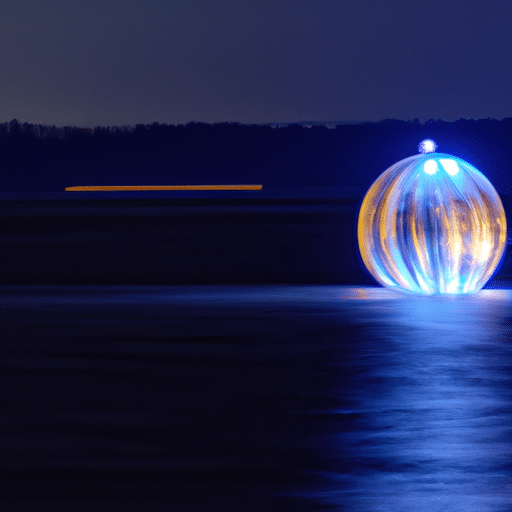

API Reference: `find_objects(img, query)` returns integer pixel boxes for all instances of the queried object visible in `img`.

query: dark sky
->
[2,0,512,127]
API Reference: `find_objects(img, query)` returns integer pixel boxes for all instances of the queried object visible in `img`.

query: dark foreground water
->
[2,285,512,511]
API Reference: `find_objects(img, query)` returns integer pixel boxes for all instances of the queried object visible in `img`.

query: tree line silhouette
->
[1,117,511,194]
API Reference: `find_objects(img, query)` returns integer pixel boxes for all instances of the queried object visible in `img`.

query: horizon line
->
[65,185,263,191]
[6,117,506,130]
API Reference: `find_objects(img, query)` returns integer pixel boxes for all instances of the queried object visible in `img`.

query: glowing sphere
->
[357,149,507,294]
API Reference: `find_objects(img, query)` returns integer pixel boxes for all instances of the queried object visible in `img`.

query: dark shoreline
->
[1,196,510,286]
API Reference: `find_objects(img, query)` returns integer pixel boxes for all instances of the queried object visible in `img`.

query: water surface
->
[2,285,512,511]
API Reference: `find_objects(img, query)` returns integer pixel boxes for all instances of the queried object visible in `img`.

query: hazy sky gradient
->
[2,0,511,127]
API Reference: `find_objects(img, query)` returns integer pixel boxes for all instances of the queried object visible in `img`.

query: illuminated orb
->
[357,146,507,294]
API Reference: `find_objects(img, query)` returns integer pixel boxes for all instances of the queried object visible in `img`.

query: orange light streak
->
[65,185,262,191]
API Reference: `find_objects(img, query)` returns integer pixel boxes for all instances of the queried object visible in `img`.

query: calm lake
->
[2,284,512,511]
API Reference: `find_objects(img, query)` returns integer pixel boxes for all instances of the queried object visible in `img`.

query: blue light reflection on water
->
[2,285,512,511]
[304,287,512,511]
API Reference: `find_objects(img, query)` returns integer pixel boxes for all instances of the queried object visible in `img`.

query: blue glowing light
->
[418,139,437,154]
[357,151,507,294]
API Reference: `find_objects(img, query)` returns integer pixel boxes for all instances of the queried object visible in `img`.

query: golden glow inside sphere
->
[357,151,507,294]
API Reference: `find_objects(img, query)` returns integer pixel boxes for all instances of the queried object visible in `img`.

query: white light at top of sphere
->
[440,158,459,175]
[418,139,437,154]
[424,159,438,174]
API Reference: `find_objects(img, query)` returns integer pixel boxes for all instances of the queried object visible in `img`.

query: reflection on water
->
[304,288,512,511]
[1,285,512,511]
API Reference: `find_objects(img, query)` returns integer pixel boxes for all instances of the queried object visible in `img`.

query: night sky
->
[2,0,512,128]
